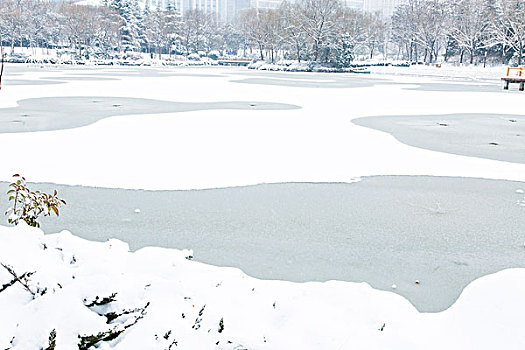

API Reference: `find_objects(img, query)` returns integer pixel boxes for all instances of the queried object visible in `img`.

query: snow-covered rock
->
[1,223,524,349]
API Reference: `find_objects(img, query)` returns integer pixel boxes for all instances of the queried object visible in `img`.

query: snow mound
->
[0,224,524,349]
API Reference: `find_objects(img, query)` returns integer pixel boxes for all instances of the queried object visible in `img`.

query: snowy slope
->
[1,223,524,350]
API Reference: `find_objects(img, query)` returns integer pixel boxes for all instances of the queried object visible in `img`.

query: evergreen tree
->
[107,0,139,53]
[134,0,148,52]
[336,33,354,67]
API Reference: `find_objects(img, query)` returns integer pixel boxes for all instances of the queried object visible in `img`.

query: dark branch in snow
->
[0,277,19,294]
[103,302,151,324]
[0,263,36,296]
[79,302,150,349]
[84,293,118,307]
[44,329,57,350]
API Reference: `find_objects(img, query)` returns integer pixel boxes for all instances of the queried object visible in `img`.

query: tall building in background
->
[171,0,250,22]
[363,0,404,17]
[167,0,405,23]
[250,0,281,9]
[230,0,251,20]
[343,0,365,11]
[174,0,221,21]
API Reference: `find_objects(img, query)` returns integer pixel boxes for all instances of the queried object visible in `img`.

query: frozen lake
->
[0,96,299,133]
[2,176,523,312]
[1,64,525,312]
[354,113,525,164]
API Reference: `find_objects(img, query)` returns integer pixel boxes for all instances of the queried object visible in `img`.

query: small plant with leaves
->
[44,329,56,350]
[5,174,66,227]
[218,318,224,333]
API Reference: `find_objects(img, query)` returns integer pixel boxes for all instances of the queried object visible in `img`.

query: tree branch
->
[0,263,36,296]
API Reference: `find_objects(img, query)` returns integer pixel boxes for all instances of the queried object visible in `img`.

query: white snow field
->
[0,65,525,189]
[1,65,525,349]
[1,224,525,350]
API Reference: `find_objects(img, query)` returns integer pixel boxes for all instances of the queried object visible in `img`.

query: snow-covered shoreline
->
[1,223,524,349]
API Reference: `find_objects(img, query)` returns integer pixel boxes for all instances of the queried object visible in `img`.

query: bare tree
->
[491,0,525,65]
[280,1,307,61]
[0,0,24,54]
[412,0,450,63]
[144,7,181,57]
[239,8,268,60]
[451,0,492,64]
[180,9,214,55]
[361,11,386,59]
[298,0,342,62]
[58,4,93,56]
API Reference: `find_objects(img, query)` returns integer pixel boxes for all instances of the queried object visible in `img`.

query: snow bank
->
[1,224,524,349]
[247,60,370,73]
[249,59,509,79]
[369,63,507,81]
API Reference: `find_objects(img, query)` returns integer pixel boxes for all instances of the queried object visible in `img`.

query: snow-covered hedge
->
[247,60,412,73]
[1,224,524,349]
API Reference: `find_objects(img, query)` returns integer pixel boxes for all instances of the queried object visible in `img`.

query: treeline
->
[392,0,525,65]
[0,0,229,59]
[1,0,525,66]
[0,0,385,66]
[239,0,384,66]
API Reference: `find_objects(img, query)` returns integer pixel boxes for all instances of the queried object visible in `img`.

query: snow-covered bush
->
[5,174,66,227]
[187,53,201,61]
[208,50,220,60]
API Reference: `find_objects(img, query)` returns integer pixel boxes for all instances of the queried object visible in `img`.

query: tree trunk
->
[518,40,523,66]
[258,42,264,60]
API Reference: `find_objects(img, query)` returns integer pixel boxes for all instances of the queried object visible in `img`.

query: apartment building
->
[363,0,405,17]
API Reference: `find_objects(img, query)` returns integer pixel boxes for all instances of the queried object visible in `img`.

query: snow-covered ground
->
[1,64,525,348]
[368,64,508,81]
[0,64,524,189]
[1,223,525,350]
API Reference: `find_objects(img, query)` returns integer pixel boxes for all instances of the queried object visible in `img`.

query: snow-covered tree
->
[239,8,268,60]
[361,11,386,59]
[298,0,342,62]
[491,0,525,65]
[280,1,307,62]
[0,0,25,54]
[391,1,419,61]
[107,0,140,52]
[450,0,492,64]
